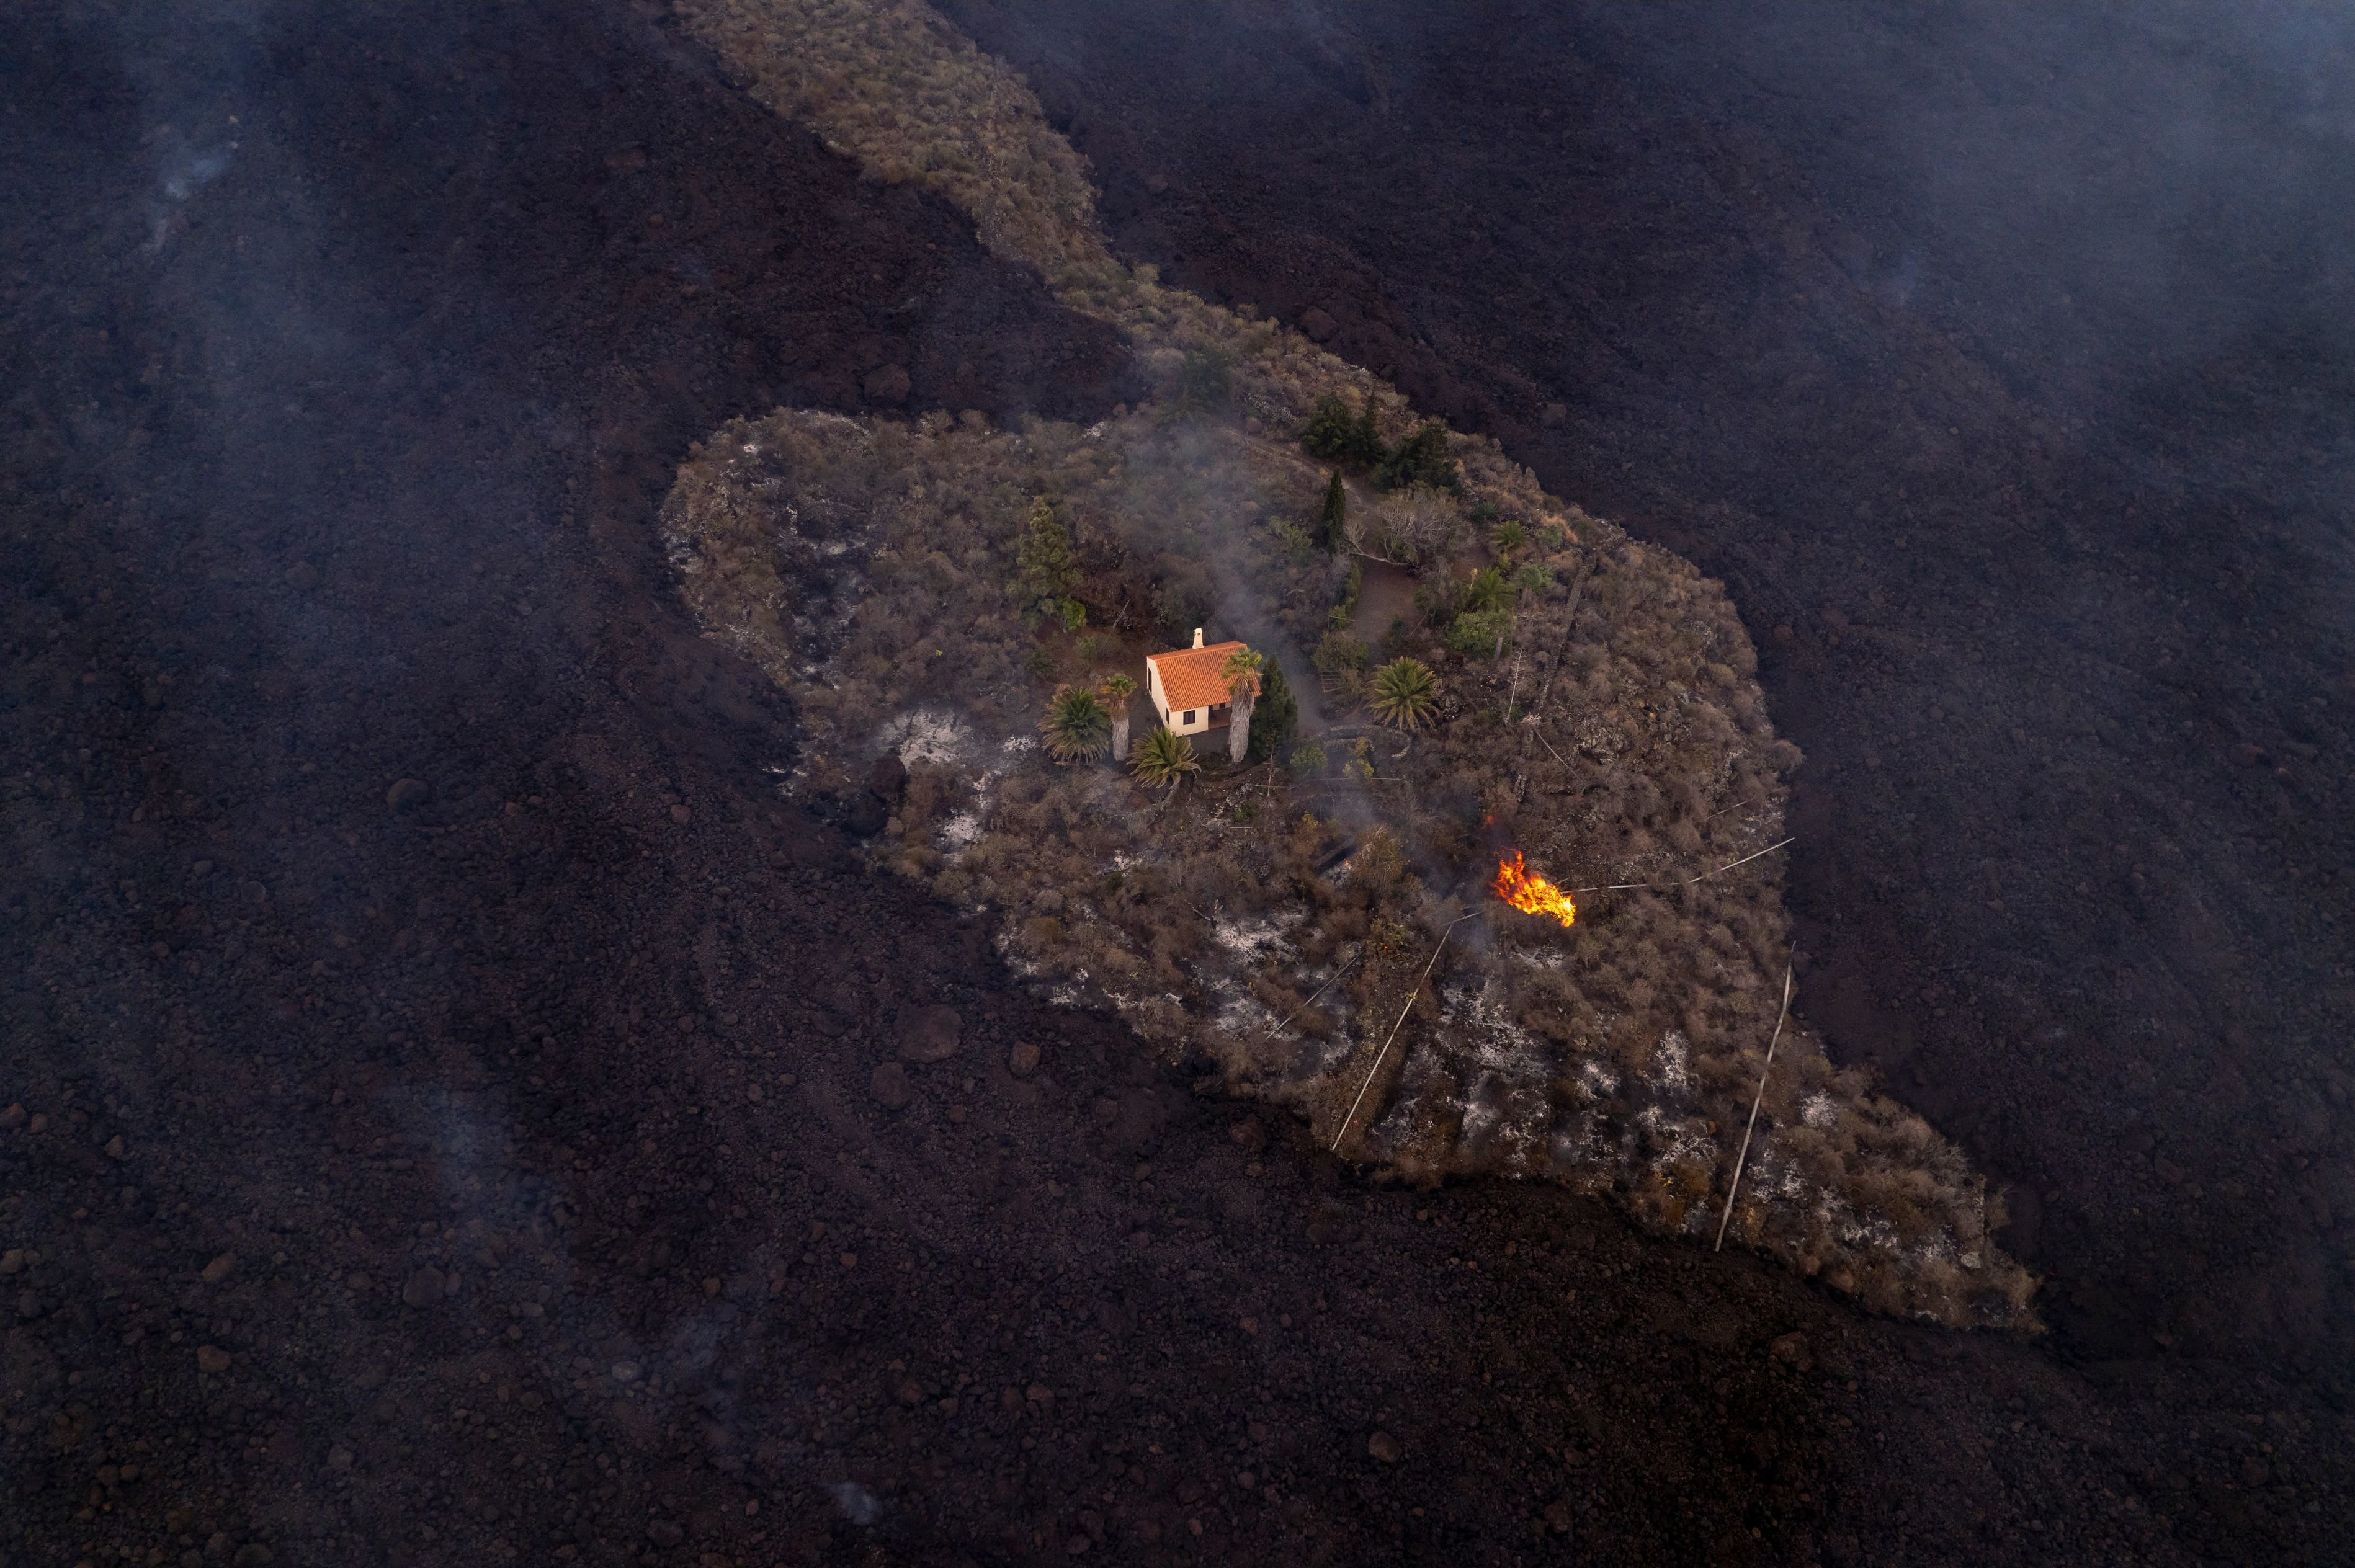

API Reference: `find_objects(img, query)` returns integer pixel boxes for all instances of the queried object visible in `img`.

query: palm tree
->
[1222,648,1265,765]
[1460,565,1508,615]
[1128,726,1199,791]
[1096,672,1137,762]
[1369,656,1440,729]
[1040,685,1110,764]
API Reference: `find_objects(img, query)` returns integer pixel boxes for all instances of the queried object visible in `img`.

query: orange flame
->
[1491,850,1576,928]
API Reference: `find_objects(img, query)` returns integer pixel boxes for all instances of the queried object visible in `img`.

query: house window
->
[1181,710,1196,726]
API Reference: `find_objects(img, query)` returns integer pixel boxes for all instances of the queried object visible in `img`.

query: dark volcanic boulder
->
[896,1005,962,1062]
[865,751,909,806]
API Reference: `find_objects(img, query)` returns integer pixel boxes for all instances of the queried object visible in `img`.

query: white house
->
[1145,628,1248,737]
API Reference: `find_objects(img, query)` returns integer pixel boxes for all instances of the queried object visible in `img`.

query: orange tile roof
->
[1148,641,1249,713]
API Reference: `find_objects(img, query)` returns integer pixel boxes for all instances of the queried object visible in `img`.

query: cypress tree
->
[1318,470,1348,553]
[1015,497,1086,630]
[1244,661,1298,764]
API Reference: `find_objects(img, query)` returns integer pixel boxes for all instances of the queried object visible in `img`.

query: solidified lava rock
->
[896,1004,962,1062]
[866,749,910,806]
[842,790,890,838]
[4,0,2348,1564]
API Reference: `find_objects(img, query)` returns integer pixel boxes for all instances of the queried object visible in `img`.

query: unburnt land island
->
[661,0,2034,1329]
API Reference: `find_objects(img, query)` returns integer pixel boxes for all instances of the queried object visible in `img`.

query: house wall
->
[1146,659,1229,736]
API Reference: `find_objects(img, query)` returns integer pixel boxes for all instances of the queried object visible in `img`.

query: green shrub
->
[1175,345,1235,413]
[1328,558,1362,628]
[1373,420,1459,492]
[1300,393,1356,460]
[1270,517,1315,565]
[1444,607,1514,659]
[1313,630,1369,679]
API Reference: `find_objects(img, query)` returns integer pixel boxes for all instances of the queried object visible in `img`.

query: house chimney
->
[1192,628,1204,649]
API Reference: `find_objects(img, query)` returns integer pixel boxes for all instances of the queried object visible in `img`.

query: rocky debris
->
[870,1062,913,1110]
[284,561,320,592]
[385,778,432,813]
[196,1345,232,1374]
[897,1004,962,1062]
[1771,1332,1814,1372]
[401,1267,448,1307]
[1008,1041,1042,1078]
[200,1252,236,1285]
[1367,1430,1403,1464]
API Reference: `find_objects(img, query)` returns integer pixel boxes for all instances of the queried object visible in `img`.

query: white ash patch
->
[938,811,983,850]
[1637,1103,1718,1174]
[1751,1143,1808,1201]
[878,708,972,768]
[1906,1231,1960,1268]
[1801,1092,1837,1129]
[1457,1069,1552,1174]
[1437,976,1548,1078]
[1551,1111,1609,1173]
[1212,912,1292,962]
[1649,1031,1694,1098]
[1213,986,1278,1043]
[1818,1192,1897,1252]
[1575,1058,1619,1102]
[993,930,1047,981]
